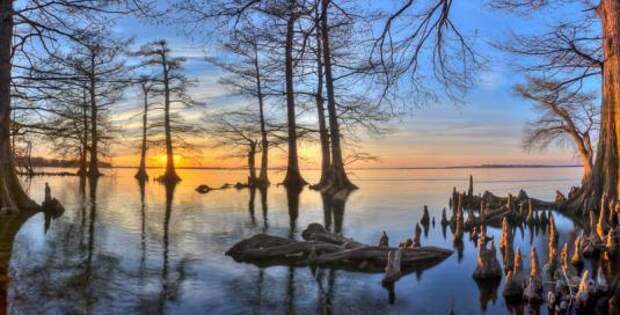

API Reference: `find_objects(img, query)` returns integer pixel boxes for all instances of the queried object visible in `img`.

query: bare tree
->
[135,77,156,182]
[205,111,274,185]
[487,0,615,211]
[318,0,356,191]
[312,6,331,188]
[208,25,277,187]
[134,40,202,184]
[516,77,597,181]
[174,0,311,189]
[75,34,130,178]
[0,0,149,212]
[374,0,482,103]
[380,0,619,212]
[280,1,307,189]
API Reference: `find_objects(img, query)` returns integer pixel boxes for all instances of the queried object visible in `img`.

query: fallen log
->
[226,223,453,274]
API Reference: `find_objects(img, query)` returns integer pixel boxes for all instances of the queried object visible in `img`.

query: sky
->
[99,0,589,169]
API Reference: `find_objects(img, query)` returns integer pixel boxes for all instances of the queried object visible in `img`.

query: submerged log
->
[302,223,365,248]
[195,184,211,194]
[226,223,453,274]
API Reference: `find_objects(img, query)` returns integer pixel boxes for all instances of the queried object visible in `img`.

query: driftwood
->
[195,182,251,194]
[226,223,453,276]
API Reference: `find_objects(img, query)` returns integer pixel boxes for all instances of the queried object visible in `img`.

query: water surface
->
[5,167,587,314]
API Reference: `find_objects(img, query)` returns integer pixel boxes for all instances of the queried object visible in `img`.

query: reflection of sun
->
[156,154,182,166]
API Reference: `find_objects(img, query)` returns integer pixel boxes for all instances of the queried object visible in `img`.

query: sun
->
[155,154,182,167]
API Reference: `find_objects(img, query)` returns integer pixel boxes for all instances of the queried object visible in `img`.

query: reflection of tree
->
[473,278,500,313]
[159,182,176,313]
[0,212,38,312]
[259,187,268,232]
[248,186,256,226]
[316,268,337,313]
[286,187,301,239]
[139,180,147,280]
[321,193,332,232]
[286,266,296,314]
[155,181,190,313]
[86,176,99,280]
[5,178,198,314]
[320,190,352,235]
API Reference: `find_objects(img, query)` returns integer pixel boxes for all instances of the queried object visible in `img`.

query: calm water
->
[4,167,587,314]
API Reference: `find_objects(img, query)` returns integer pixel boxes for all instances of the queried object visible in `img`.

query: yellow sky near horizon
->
[108,135,581,169]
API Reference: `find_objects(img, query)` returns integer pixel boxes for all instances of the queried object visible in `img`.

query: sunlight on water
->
[3,167,587,314]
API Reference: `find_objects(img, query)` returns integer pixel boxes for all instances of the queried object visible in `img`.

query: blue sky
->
[106,0,592,168]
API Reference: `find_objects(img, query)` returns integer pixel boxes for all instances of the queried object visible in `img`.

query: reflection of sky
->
[100,1,599,168]
[9,168,585,314]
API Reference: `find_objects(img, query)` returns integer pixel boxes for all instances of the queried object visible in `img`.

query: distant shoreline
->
[94,164,582,171]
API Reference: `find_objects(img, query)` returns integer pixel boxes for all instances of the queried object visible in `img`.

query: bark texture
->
[315,12,331,189]
[0,1,38,211]
[254,49,270,188]
[567,0,620,213]
[320,0,357,191]
[159,47,181,184]
[281,4,307,189]
[87,52,101,178]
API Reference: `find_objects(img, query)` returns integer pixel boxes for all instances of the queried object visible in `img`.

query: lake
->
[3,167,587,314]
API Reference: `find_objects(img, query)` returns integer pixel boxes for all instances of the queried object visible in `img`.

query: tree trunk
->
[320,0,357,191]
[248,141,257,186]
[599,0,620,199]
[254,51,270,187]
[87,52,100,179]
[135,85,149,181]
[282,5,306,189]
[566,130,593,184]
[567,0,620,213]
[580,150,593,183]
[0,0,37,212]
[314,14,331,189]
[79,89,88,178]
[160,50,181,184]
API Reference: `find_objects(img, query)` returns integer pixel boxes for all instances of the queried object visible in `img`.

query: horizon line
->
[101,163,583,170]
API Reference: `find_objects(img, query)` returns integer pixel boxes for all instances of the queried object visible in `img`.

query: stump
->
[382,249,402,285]
[472,239,502,280]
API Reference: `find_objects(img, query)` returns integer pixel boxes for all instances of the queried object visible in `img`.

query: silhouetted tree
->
[135,77,156,181]
[1,0,148,211]
[135,40,202,184]
[208,25,277,187]
[205,111,282,185]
